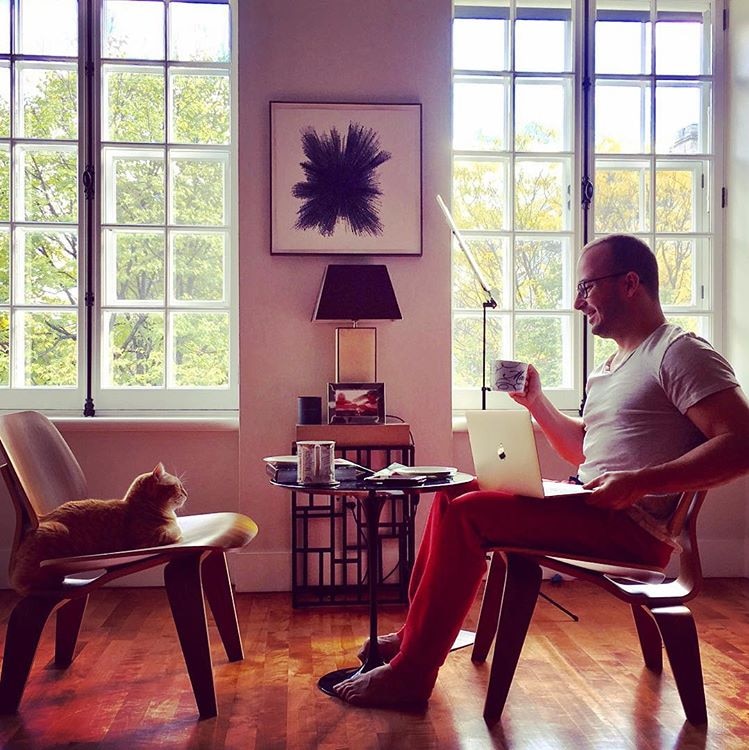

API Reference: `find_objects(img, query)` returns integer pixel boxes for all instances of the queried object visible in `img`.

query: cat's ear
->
[153,462,166,480]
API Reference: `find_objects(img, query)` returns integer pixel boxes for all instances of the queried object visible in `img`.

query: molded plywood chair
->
[0,410,258,719]
[471,489,708,726]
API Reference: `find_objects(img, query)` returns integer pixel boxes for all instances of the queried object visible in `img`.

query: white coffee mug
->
[494,359,529,393]
[296,440,336,484]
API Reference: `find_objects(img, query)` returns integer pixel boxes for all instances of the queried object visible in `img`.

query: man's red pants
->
[388,481,673,683]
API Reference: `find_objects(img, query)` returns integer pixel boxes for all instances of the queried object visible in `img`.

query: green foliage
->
[173,313,229,386]
[173,158,225,225]
[22,67,77,139]
[108,312,165,387]
[173,233,224,301]
[105,70,164,142]
[112,231,164,301]
[23,311,77,386]
[172,74,229,145]
[113,155,165,224]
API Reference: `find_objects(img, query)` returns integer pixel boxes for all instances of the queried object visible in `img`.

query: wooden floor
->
[0,578,748,749]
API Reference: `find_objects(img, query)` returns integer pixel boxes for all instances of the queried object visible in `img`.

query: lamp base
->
[336,327,376,382]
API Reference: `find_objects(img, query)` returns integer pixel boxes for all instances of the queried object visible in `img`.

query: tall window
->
[451,1,721,411]
[0,0,236,415]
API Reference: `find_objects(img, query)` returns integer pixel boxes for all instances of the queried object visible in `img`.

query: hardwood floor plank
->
[0,580,748,749]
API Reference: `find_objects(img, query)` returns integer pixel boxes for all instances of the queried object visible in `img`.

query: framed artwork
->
[327,382,385,425]
[270,101,422,255]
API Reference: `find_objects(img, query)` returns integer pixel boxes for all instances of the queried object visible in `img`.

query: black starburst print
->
[291,121,392,237]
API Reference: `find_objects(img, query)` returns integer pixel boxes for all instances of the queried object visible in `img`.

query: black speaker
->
[297,396,322,425]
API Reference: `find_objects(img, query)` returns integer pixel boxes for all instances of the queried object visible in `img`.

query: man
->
[333,234,749,708]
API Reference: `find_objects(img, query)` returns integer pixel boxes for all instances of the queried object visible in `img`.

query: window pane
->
[516,79,570,151]
[516,18,570,73]
[453,159,508,230]
[103,0,164,60]
[0,145,8,221]
[514,315,569,388]
[453,18,508,72]
[0,310,7,385]
[172,232,225,302]
[171,155,226,225]
[105,230,164,303]
[103,66,165,143]
[0,0,8,55]
[169,2,230,63]
[655,164,702,233]
[21,310,77,386]
[453,313,505,389]
[655,83,710,154]
[453,78,508,152]
[172,312,229,387]
[514,237,566,310]
[104,311,164,387]
[515,159,570,231]
[104,149,165,225]
[171,71,229,145]
[18,64,77,140]
[595,82,651,153]
[453,236,507,310]
[655,2,711,76]
[0,64,9,138]
[20,229,78,305]
[595,11,651,75]
[18,0,77,56]
[0,228,8,302]
[17,146,78,223]
[655,237,706,307]
[594,161,651,233]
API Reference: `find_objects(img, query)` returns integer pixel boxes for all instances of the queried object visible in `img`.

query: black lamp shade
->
[313,265,402,322]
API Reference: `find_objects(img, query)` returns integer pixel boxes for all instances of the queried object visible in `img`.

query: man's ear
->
[623,270,641,297]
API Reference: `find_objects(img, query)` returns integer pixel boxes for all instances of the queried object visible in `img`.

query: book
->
[264,456,369,484]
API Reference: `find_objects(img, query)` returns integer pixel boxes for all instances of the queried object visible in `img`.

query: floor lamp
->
[436,195,497,409]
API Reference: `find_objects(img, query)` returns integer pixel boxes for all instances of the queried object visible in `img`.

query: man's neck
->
[613,312,667,354]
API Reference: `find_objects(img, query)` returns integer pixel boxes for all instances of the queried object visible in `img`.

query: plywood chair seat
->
[472,490,708,727]
[0,410,259,719]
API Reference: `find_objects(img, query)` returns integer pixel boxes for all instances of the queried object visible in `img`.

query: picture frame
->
[327,382,385,425]
[270,101,422,255]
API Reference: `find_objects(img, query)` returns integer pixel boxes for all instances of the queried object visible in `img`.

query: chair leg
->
[0,595,61,713]
[164,552,217,719]
[55,595,89,667]
[484,554,542,725]
[472,551,507,663]
[630,603,663,673]
[651,605,707,726]
[202,549,243,662]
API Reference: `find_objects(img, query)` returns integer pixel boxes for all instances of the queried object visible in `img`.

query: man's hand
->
[508,363,542,408]
[583,470,647,510]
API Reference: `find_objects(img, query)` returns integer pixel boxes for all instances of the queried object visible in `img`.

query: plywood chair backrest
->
[664,488,708,598]
[0,411,88,527]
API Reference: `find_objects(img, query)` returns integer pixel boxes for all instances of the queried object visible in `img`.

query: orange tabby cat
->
[10,463,187,594]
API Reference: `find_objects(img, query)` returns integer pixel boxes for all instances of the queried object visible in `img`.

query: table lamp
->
[312,264,402,381]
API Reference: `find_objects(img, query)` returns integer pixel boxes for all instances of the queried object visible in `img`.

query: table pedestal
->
[318,487,385,695]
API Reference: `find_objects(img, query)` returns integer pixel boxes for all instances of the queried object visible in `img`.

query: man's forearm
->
[638,433,749,494]
[528,393,585,466]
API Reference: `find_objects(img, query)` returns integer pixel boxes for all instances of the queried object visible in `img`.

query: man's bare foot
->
[357,632,402,663]
[332,664,432,709]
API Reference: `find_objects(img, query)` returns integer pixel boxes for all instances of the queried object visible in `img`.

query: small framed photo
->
[327,382,385,424]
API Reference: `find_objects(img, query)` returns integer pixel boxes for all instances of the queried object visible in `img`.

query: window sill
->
[52,416,239,433]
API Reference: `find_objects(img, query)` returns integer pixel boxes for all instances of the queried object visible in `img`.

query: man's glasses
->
[576,272,628,299]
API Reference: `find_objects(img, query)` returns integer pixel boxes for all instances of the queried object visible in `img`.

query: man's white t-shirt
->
[579,324,739,542]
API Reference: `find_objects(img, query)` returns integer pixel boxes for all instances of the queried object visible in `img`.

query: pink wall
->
[234,0,455,591]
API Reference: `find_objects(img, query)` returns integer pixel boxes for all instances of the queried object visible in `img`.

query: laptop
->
[465,410,591,499]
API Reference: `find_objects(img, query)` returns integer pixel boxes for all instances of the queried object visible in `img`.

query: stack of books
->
[264,455,370,484]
